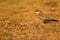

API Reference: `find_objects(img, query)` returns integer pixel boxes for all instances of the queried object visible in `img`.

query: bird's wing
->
[36,12,50,20]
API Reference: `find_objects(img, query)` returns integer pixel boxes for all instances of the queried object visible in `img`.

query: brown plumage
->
[35,10,58,24]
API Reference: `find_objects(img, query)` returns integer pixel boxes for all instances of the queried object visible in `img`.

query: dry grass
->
[0,0,60,40]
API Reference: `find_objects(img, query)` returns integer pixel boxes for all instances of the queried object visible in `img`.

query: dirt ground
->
[0,0,60,40]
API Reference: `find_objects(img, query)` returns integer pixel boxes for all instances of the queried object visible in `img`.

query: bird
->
[35,10,58,24]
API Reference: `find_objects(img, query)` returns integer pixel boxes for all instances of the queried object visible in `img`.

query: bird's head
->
[35,10,41,15]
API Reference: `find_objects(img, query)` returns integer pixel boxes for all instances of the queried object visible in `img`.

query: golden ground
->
[0,0,60,40]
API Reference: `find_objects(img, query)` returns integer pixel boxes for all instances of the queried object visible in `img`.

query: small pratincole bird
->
[35,10,58,23]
